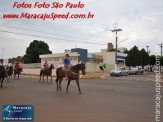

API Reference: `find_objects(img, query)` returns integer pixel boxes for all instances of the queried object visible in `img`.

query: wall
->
[21,63,41,69]
[22,69,56,76]
[21,63,116,76]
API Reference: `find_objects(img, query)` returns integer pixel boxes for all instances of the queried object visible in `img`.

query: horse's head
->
[50,64,55,69]
[80,63,86,75]
[19,68,23,72]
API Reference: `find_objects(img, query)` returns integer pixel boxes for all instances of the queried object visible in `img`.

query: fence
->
[20,63,41,69]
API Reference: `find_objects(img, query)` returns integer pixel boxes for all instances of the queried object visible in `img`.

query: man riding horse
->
[39,61,54,82]
[63,54,72,80]
[14,62,22,79]
[56,54,86,94]
[6,61,13,81]
[0,59,6,88]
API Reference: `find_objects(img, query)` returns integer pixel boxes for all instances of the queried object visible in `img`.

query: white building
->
[39,52,79,68]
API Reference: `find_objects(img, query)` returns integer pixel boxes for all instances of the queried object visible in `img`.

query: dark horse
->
[14,68,23,79]
[56,63,86,94]
[0,66,6,88]
[6,66,13,81]
[39,64,54,82]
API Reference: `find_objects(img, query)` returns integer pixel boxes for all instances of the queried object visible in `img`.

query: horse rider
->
[64,54,72,80]
[7,61,13,67]
[0,59,4,66]
[14,62,20,71]
[44,61,49,69]
[0,59,7,77]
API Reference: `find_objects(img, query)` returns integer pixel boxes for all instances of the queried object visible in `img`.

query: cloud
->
[0,0,163,58]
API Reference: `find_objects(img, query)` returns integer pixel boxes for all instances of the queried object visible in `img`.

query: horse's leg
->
[56,78,59,91]
[47,75,48,83]
[43,75,44,82]
[59,78,63,91]
[14,72,15,79]
[0,79,2,88]
[1,78,4,88]
[66,79,71,93]
[51,75,52,82]
[39,70,42,81]
[76,79,81,94]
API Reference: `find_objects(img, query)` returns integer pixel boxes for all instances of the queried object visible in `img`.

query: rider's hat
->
[0,59,4,61]
[65,54,70,57]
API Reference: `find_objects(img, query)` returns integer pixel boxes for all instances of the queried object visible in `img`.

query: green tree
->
[23,40,52,63]
[123,49,129,54]
[125,46,141,67]
[139,48,149,68]
[149,55,156,72]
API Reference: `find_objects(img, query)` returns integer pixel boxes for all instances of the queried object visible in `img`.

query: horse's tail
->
[40,69,43,77]
[56,68,61,82]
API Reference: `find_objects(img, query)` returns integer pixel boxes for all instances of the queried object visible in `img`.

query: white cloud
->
[0,0,163,58]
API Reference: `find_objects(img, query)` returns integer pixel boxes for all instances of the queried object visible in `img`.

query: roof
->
[39,52,80,58]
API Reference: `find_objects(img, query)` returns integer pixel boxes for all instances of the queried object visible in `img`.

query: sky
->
[0,0,163,59]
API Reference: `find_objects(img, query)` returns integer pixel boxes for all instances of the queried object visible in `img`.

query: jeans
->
[65,67,68,78]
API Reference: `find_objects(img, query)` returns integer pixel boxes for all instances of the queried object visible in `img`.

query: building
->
[39,44,127,69]
[71,48,87,63]
[40,52,79,68]
[39,48,87,68]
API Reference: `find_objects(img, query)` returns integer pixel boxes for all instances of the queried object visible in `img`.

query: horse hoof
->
[79,92,82,94]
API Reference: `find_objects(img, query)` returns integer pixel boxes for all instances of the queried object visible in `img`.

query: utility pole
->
[110,29,123,70]
[2,48,4,59]
[146,46,149,53]
[157,44,163,56]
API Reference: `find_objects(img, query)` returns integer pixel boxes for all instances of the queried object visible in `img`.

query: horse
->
[6,66,13,81]
[14,68,23,79]
[56,63,86,94]
[0,66,6,88]
[39,64,54,82]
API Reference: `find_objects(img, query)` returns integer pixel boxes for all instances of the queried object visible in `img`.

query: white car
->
[110,67,128,76]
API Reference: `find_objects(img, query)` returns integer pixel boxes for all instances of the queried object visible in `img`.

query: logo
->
[2,105,33,121]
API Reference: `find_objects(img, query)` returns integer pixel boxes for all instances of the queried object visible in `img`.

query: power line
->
[0,25,108,43]
[0,29,107,45]
[0,17,108,39]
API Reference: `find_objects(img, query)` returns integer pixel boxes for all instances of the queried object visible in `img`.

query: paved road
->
[0,73,162,122]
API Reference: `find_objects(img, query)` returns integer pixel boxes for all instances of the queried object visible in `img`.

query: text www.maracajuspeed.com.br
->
[2,12,94,20]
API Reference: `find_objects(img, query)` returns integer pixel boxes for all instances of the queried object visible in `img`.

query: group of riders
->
[1,54,85,93]
[0,59,20,77]
[43,54,72,80]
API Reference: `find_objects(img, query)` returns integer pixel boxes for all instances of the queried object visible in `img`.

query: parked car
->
[110,67,128,76]
[128,67,144,75]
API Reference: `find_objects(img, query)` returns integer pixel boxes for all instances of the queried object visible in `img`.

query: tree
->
[23,40,52,63]
[139,48,149,68]
[9,56,24,64]
[149,55,156,72]
[123,49,129,54]
[125,46,141,67]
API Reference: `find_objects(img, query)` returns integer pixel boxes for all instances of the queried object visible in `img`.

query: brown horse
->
[14,68,23,79]
[6,66,13,81]
[39,64,54,82]
[56,63,86,94]
[0,66,6,88]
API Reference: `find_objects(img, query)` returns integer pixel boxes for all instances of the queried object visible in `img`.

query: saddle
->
[62,65,72,71]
